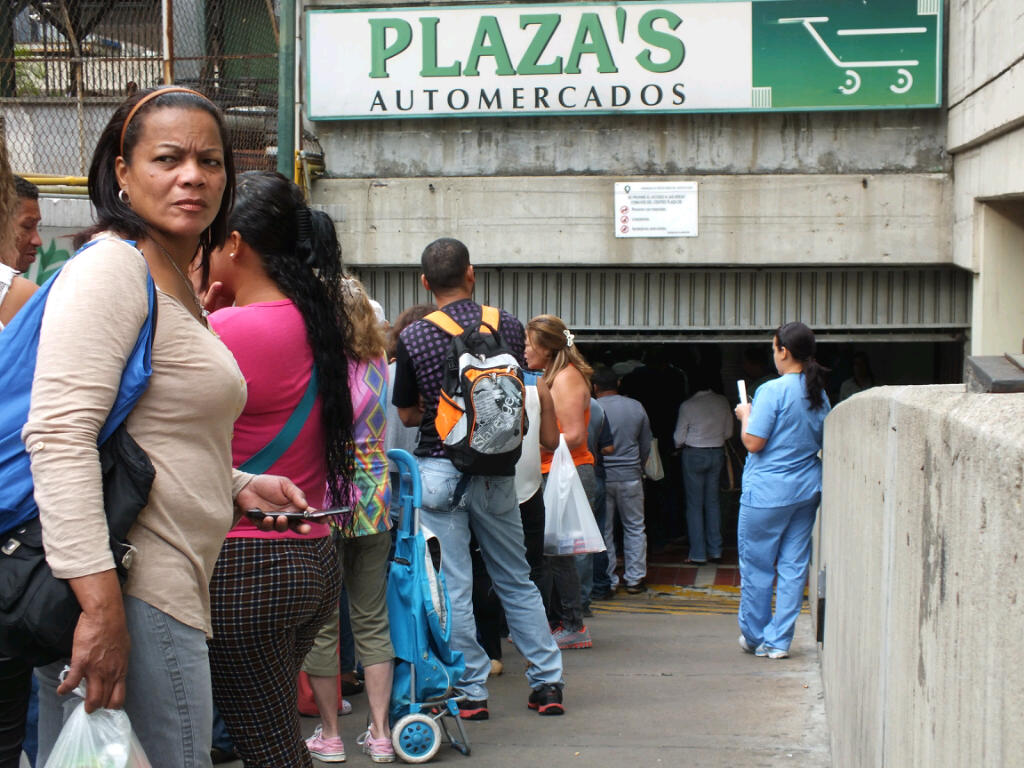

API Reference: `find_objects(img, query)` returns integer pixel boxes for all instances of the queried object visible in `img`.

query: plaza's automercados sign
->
[305,0,942,120]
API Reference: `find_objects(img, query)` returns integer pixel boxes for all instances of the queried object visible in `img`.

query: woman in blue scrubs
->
[734,322,830,659]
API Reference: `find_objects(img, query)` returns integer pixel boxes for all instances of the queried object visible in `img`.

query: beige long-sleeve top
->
[22,235,250,635]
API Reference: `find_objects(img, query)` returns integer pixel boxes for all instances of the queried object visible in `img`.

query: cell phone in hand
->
[244,507,350,523]
[737,379,749,404]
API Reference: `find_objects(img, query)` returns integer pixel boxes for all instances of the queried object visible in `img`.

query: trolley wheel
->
[393,713,442,764]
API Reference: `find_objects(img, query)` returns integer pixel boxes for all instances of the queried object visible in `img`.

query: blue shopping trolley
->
[386,449,471,763]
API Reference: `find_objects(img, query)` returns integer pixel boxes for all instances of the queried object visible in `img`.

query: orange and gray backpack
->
[425,306,528,475]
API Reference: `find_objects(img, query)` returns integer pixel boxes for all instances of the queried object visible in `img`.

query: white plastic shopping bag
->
[543,435,606,555]
[44,680,151,768]
[643,438,665,481]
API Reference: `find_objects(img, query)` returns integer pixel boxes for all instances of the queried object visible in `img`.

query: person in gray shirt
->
[592,366,653,593]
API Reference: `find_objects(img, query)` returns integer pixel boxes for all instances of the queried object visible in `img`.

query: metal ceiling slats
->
[353,266,970,338]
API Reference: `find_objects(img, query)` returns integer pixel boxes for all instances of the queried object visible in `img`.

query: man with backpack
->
[392,237,566,719]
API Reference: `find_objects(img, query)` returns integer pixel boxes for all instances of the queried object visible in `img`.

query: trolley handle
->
[387,449,423,535]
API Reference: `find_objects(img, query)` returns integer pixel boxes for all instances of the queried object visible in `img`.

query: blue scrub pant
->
[737,494,819,652]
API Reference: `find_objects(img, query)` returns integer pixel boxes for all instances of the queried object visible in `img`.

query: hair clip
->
[563,328,575,348]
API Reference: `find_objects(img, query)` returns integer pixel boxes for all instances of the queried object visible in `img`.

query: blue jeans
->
[211,706,234,753]
[682,447,725,561]
[737,494,819,651]
[36,596,214,768]
[418,457,563,700]
[24,676,38,766]
[585,473,610,600]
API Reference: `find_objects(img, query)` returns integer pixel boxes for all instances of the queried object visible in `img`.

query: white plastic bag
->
[543,435,606,555]
[44,685,151,768]
[643,438,665,481]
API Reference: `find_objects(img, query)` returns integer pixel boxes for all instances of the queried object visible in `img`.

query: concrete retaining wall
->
[315,172,952,267]
[306,0,951,271]
[817,385,1024,767]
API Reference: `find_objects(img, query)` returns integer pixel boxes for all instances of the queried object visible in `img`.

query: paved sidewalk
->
[280,592,830,768]
[21,590,828,768]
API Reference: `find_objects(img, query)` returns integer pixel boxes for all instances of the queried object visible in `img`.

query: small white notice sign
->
[614,182,698,238]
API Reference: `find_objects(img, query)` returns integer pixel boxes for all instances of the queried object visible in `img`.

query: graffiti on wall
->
[26,239,72,285]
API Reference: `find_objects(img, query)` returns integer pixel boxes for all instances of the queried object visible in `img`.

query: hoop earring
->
[118,188,129,204]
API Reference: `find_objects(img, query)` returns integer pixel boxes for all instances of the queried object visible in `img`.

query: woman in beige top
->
[23,86,312,768]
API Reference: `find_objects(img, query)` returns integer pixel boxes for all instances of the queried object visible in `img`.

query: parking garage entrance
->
[357,265,970,562]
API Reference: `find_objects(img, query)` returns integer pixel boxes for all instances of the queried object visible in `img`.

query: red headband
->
[119,87,212,156]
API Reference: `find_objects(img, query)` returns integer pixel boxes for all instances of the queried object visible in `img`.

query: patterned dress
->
[339,354,392,538]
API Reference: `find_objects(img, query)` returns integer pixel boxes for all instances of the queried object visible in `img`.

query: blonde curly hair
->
[342,277,388,362]
[527,314,593,385]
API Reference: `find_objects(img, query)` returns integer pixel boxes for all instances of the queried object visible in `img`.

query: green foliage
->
[35,240,71,285]
[14,46,46,96]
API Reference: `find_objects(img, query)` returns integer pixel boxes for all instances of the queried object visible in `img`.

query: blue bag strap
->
[0,237,156,534]
[97,240,157,444]
[238,364,318,475]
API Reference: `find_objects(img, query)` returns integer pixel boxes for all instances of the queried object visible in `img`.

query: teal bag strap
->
[238,364,319,474]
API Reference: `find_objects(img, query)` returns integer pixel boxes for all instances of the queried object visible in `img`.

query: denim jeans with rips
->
[418,457,563,701]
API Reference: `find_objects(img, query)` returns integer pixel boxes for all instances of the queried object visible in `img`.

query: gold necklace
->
[150,238,208,323]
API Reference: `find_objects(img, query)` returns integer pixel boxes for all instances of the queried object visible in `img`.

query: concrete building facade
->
[303,0,982,375]
[945,0,1024,356]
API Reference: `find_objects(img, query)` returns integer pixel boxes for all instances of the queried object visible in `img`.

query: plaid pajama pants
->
[208,535,340,768]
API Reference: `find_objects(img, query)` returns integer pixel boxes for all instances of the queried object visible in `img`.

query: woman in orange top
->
[525,314,597,650]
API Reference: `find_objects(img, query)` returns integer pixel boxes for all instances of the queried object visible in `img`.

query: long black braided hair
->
[229,171,354,504]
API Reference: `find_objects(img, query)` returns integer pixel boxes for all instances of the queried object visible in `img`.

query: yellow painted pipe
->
[38,186,89,195]
[23,176,88,187]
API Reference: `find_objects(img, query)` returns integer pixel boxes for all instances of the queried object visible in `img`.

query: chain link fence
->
[0,0,283,177]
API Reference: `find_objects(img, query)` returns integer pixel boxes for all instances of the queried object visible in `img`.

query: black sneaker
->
[458,699,489,720]
[625,580,647,594]
[528,684,565,716]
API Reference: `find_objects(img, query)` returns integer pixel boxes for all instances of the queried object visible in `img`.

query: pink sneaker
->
[357,725,396,763]
[306,725,346,762]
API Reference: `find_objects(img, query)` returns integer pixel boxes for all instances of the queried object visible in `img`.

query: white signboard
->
[306,2,751,119]
[614,182,698,238]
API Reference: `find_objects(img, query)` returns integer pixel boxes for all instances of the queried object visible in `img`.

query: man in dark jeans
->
[392,237,565,720]
[0,656,33,767]
[586,393,615,604]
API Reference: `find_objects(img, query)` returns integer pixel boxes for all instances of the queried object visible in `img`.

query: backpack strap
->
[424,310,464,337]
[425,306,500,336]
[479,306,500,335]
